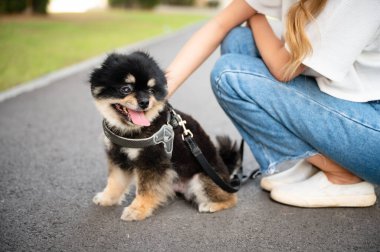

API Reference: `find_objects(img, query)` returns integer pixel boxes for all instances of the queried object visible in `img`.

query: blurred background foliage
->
[0,0,216,13]
[160,0,194,7]
[109,0,161,9]
[0,0,49,14]
[0,0,213,91]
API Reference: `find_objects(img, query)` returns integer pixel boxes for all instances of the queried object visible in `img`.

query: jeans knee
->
[211,53,273,104]
[211,55,229,91]
[221,26,253,55]
[210,54,238,101]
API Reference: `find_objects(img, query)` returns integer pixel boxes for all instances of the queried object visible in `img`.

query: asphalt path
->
[0,24,379,252]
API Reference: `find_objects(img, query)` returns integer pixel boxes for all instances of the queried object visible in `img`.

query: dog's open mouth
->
[112,104,150,126]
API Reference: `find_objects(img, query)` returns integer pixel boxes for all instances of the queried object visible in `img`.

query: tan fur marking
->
[121,95,138,107]
[104,136,112,150]
[121,194,160,221]
[121,169,176,221]
[94,98,124,128]
[120,147,141,160]
[145,100,165,122]
[125,74,136,83]
[93,161,133,206]
[200,174,234,202]
[189,174,237,213]
[92,86,104,95]
[147,78,156,87]
[199,195,237,212]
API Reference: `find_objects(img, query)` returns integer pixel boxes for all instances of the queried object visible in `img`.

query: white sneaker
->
[270,171,377,208]
[260,160,318,191]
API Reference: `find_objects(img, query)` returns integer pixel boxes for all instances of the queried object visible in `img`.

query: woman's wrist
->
[165,70,179,98]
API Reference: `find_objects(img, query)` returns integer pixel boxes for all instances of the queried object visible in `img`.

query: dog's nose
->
[138,99,149,109]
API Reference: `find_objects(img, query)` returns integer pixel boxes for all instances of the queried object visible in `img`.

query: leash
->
[168,106,260,193]
[238,139,261,184]
[183,134,241,193]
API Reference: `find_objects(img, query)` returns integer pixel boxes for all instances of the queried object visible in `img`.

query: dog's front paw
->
[198,202,219,213]
[93,192,123,206]
[198,200,237,213]
[120,206,152,221]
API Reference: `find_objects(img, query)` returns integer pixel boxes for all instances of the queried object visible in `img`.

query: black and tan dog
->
[90,51,240,221]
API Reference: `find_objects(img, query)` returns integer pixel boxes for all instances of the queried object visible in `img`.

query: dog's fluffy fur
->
[90,51,240,221]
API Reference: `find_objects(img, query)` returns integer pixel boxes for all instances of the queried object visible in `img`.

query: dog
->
[90,51,240,221]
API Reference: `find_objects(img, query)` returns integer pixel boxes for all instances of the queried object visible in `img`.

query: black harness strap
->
[102,119,175,158]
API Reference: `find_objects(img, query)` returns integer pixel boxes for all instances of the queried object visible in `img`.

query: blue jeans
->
[210,27,380,185]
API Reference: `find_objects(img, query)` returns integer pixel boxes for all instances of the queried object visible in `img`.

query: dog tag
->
[153,124,175,158]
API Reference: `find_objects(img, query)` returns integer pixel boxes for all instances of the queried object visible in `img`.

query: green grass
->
[0,10,207,91]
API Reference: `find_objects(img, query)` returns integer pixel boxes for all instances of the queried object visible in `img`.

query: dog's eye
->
[148,88,155,94]
[120,85,133,95]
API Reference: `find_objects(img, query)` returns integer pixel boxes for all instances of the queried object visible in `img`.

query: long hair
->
[284,0,327,79]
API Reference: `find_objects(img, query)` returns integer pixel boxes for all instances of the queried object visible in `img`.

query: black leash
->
[168,106,260,193]
[183,136,260,192]
[239,139,261,184]
[183,135,241,193]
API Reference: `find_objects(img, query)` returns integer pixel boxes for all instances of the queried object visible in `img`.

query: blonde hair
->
[284,0,327,79]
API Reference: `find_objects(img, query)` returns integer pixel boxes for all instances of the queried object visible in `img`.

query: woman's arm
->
[166,0,257,97]
[248,14,304,82]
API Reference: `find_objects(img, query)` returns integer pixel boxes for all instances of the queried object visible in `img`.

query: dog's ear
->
[90,53,124,86]
[102,53,124,68]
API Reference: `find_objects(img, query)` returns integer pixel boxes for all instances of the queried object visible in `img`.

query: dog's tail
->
[216,136,242,176]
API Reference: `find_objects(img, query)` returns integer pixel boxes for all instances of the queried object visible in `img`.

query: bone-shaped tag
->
[153,124,175,157]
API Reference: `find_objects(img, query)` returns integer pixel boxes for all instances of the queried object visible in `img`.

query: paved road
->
[0,24,379,252]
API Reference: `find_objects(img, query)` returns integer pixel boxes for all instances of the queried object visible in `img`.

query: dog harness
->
[103,120,175,158]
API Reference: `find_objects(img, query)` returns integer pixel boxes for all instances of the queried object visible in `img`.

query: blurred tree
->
[0,0,49,14]
[0,0,27,13]
[109,0,159,9]
[160,0,194,6]
[109,0,135,8]
[138,0,159,8]
[32,0,49,14]
[207,0,219,7]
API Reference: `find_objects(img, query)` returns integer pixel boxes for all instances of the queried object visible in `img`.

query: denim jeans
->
[210,27,380,185]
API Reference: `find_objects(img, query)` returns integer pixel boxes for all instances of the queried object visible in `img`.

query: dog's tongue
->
[127,109,150,126]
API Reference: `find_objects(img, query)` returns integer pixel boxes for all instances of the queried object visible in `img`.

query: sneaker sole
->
[270,192,377,208]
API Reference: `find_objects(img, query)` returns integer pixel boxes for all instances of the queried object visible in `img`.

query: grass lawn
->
[0,10,208,92]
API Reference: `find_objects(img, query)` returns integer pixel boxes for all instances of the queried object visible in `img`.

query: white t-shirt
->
[245,0,380,102]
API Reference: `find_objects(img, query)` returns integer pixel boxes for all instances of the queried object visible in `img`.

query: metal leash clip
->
[168,108,193,140]
[178,118,193,140]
